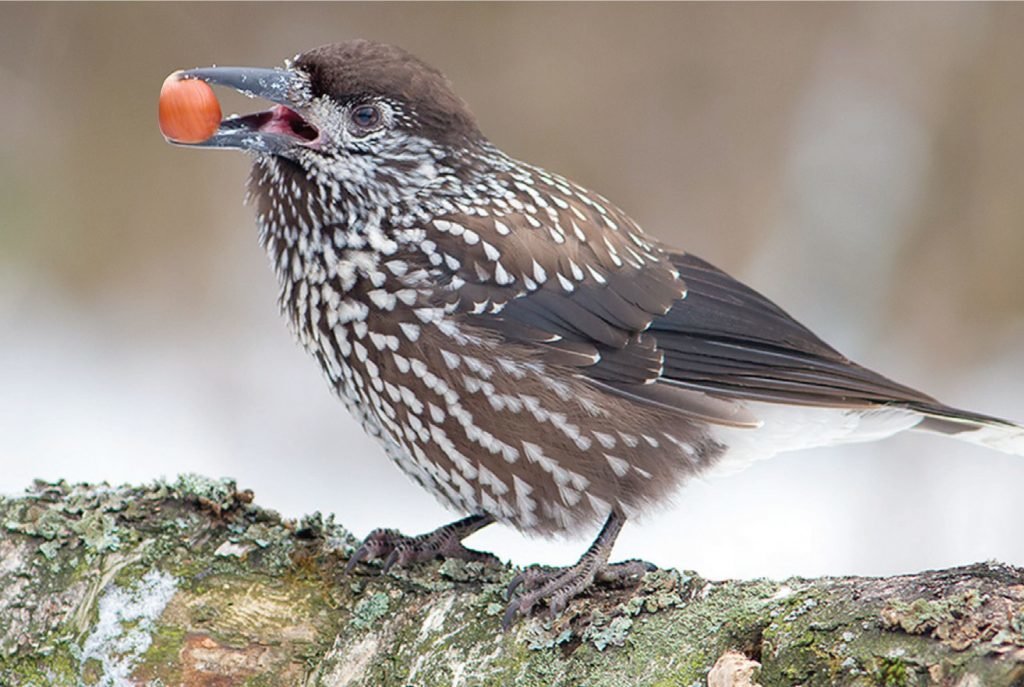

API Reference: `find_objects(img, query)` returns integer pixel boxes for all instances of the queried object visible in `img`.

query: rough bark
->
[1,477,1022,687]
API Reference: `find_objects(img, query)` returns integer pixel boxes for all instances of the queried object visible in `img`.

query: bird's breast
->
[275,264,721,535]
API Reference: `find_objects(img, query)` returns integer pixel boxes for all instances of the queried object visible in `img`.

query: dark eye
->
[351,104,382,130]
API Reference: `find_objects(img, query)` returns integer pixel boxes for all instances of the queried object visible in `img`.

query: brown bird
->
[165,40,1024,627]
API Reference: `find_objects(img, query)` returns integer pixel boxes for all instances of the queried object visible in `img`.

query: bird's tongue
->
[235,106,319,142]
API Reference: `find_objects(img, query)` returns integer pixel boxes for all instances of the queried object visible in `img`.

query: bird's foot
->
[502,558,655,629]
[345,513,499,573]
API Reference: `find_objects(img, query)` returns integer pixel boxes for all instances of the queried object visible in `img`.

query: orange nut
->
[158,71,222,144]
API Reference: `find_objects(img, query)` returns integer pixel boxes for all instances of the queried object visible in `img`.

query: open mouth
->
[164,66,318,153]
[229,105,319,144]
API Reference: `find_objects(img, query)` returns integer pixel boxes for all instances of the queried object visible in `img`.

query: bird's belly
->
[292,305,724,537]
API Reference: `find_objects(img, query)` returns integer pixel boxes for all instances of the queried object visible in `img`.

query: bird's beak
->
[171,66,319,153]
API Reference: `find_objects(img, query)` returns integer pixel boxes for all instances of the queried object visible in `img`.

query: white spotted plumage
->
[245,42,1023,543]
[248,133,722,536]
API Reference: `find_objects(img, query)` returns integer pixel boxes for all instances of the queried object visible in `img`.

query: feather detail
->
[913,406,1024,457]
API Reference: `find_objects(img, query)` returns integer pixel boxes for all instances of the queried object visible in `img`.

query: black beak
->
[169,66,319,153]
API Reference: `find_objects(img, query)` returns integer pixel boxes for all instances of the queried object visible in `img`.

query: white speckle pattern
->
[247,105,714,536]
[604,453,630,478]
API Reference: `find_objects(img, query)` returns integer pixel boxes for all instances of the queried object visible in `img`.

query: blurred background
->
[1,3,1022,580]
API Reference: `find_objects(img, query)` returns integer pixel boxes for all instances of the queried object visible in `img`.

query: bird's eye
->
[351,104,382,130]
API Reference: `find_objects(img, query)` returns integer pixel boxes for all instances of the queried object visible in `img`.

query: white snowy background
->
[1,4,1021,580]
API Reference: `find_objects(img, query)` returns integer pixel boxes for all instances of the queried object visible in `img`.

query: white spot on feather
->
[604,454,630,477]
[399,322,420,341]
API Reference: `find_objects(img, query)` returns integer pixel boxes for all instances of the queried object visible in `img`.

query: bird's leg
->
[345,513,499,573]
[502,508,653,629]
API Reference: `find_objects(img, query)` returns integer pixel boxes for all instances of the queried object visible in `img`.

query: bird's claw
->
[345,516,499,574]
[502,558,655,630]
[344,527,402,573]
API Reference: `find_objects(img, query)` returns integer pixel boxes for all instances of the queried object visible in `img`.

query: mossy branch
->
[1,477,1022,686]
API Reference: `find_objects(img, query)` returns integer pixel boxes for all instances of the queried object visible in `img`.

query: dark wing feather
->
[510,290,630,348]
[655,253,835,355]
[415,164,936,423]
[652,253,937,407]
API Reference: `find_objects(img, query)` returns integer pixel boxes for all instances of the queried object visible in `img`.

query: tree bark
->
[1,477,1022,686]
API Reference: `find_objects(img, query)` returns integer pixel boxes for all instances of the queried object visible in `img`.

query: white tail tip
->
[955,423,1024,457]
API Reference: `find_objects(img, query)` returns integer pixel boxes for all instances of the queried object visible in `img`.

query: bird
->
[164,39,1024,627]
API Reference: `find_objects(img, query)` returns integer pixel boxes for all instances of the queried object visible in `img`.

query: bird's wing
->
[414,167,682,370]
[651,252,937,408]
[411,167,935,426]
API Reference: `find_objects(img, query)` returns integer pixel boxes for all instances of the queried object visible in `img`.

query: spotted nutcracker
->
[163,40,1024,627]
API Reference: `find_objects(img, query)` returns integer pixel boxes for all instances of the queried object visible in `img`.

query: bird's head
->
[171,40,486,204]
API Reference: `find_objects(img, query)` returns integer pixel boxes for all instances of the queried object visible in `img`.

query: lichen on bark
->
[1,477,1022,686]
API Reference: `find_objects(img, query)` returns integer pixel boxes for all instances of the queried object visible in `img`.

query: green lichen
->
[135,624,186,686]
[351,592,392,629]
[170,473,237,508]
[583,615,633,651]
[881,592,981,635]
[70,511,122,553]
[873,654,910,687]
[3,480,1024,686]
[37,539,63,560]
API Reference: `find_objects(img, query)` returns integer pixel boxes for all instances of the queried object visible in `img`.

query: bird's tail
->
[912,403,1024,457]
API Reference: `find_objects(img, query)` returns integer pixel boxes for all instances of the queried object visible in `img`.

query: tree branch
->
[1,477,1022,686]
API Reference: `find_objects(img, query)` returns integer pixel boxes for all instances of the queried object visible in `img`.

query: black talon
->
[501,602,520,631]
[344,513,496,575]
[506,572,527,600]
[344,545,368,573]
[381,548,401,573]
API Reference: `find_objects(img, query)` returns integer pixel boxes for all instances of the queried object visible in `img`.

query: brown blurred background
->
[1,3,1022,578]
